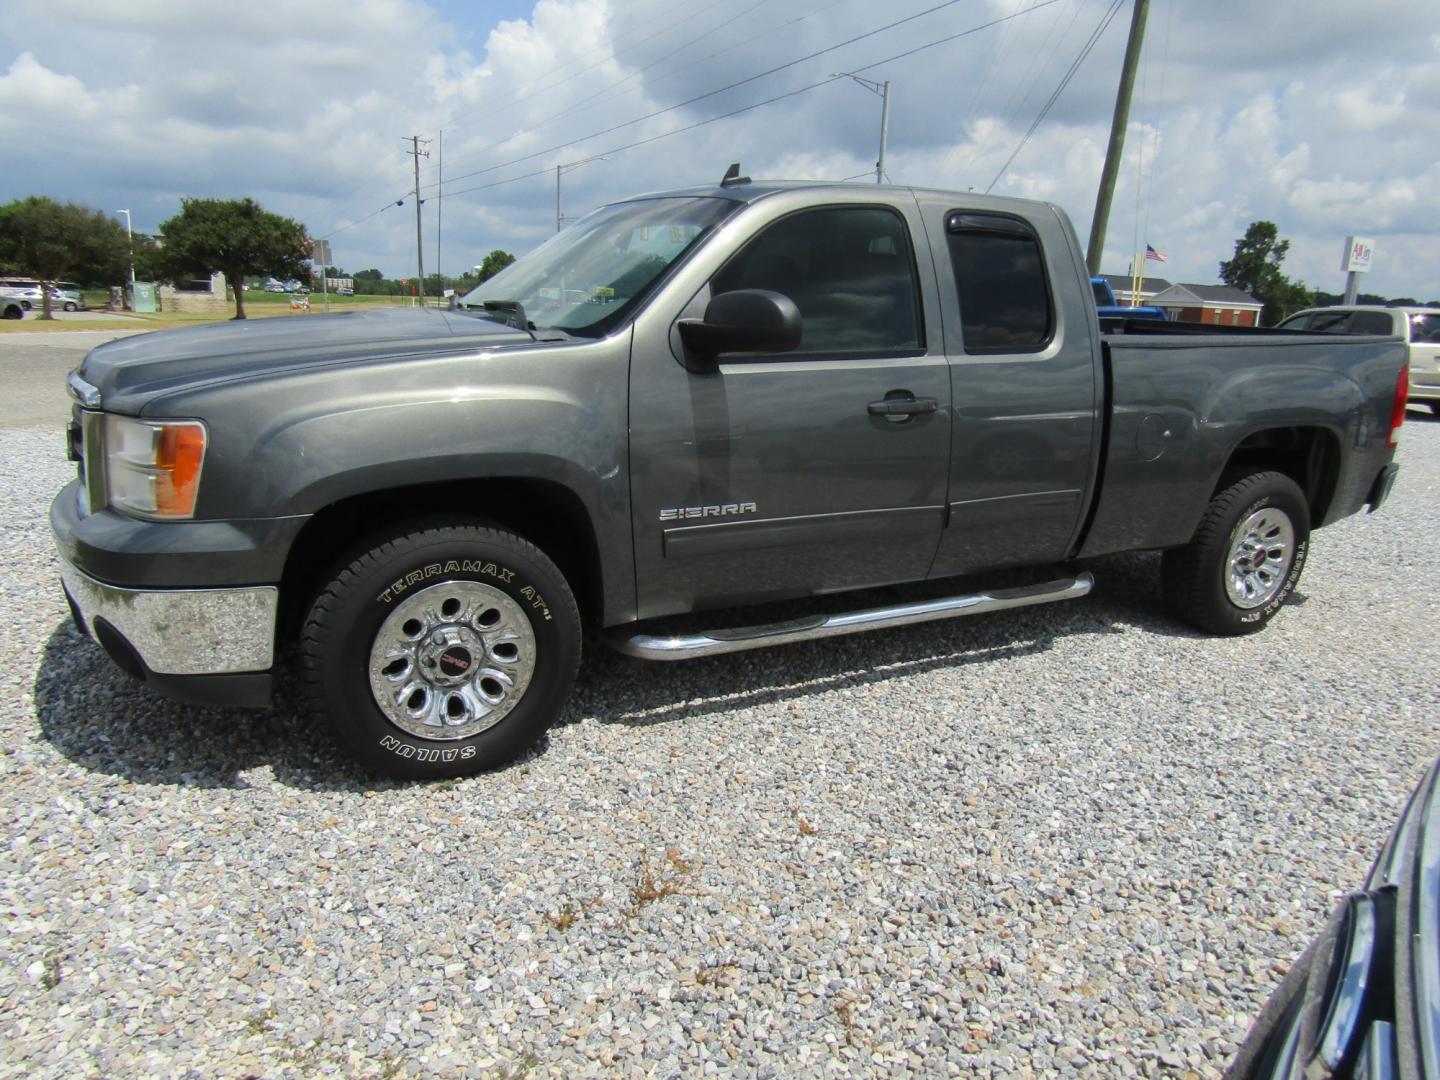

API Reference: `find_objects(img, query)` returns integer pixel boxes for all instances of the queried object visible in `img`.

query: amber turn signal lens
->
[155,422,206,517]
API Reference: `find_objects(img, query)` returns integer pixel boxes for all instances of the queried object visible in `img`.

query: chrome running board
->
[607,572,1094,661]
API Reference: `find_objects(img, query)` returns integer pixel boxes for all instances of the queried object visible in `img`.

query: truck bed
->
[1079,328,1405,557]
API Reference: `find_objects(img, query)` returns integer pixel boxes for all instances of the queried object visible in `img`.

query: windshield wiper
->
[474,299,534,337]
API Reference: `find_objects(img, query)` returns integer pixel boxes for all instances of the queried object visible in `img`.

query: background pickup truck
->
[1090,275,1166,321]
[51,176,1407,779]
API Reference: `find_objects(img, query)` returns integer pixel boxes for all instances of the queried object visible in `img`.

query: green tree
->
[130,233,166,284]
[1219,221,1315,325]
[353,268,384,280]
[476,249,516,283]
[157,197,311,319]
[0,197,129,319]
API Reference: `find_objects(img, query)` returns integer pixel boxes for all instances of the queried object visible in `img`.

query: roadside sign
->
[1341,236,1374,273]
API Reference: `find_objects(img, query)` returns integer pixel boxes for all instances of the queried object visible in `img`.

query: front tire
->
[301,523,582,780]
[1162,471,1310,636]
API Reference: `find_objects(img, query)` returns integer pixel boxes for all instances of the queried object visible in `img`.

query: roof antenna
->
[720,162,750,188]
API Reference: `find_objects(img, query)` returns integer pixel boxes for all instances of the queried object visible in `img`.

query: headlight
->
[103,415,207,519]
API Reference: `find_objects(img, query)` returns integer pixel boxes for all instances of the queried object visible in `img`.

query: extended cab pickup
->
[51,178,1407,778]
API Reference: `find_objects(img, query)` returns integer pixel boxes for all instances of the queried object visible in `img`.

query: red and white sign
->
[1341,236,1374,273]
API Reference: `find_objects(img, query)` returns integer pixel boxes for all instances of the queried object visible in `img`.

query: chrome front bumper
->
[59,557,278,676]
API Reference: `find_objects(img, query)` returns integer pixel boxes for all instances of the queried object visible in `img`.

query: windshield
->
[459,196,738,337]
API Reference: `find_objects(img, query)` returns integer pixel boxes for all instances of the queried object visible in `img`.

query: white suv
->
[1276,305,1440,411]
[0,278,43,310]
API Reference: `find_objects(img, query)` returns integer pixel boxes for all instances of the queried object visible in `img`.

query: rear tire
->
[301,522,582,780]
[1162,471,1310,636]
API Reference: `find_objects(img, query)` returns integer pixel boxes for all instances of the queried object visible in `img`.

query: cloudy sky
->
[2,0,1436,302]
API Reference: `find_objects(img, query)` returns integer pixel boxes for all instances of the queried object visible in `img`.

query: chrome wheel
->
[367,580,536,740]
[1225,506,1295,609]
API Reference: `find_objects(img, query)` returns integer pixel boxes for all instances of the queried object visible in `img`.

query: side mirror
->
[677,289,801,362]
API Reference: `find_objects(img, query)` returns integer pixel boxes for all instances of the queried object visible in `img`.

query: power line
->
[465,0,775,164]
[985,0,1124,193]
[414,0,729,149]
[319,0,1062,240]
[993,0,1083,140]
[441,2,1062,205]
[428,0,773,183]
[432,0,1062,199]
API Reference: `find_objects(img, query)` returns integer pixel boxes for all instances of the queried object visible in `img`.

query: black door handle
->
[868,393,938,418]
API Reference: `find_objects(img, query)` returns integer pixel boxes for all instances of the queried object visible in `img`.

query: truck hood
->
[78,308,541,411]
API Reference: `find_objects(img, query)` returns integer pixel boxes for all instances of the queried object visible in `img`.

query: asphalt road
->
[0,330,149,430]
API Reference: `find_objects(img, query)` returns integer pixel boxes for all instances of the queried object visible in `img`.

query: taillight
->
[1387,365,1408,450]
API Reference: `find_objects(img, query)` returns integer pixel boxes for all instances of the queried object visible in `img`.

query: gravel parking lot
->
[2,340,1438,1076]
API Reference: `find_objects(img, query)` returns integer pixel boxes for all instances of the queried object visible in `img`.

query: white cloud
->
[0,0,1436,300]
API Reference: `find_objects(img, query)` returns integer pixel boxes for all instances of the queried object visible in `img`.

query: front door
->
[628,200,953,619]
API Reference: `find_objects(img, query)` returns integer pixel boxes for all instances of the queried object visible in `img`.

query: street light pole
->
[116,209,135,309]
[833,73,891,183]
[556,156,609,232]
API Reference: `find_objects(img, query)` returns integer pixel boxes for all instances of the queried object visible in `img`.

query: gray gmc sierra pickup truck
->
[51,175,1407,779]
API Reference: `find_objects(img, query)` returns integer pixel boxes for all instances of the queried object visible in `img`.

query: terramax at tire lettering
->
[300,521,582,780]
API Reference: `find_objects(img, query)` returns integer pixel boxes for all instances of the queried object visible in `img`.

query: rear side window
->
[1347,311,1395,335]
[946,212,1053,353]
[1410,314,1440,343]
[711,206,922,356]
[1307,311,1353,333]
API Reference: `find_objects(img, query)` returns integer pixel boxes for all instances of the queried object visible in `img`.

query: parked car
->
[1276,305,1440,413]
[51,177,1406,779]
[1226,754,1440,1079]
[47,283,87,312]
[0,278,43,310]
[0,296,24,320]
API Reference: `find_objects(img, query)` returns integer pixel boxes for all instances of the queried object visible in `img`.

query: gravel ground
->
[3,412,1439,1078]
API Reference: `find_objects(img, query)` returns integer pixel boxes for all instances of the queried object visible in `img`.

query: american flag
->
[1145,244,1168,263]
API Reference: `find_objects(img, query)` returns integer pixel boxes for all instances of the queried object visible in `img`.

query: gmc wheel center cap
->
[439,647,472,676]
[417,628,487,687]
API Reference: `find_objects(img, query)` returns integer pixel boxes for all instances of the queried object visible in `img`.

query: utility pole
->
[436,129,443,303]
[407,135,430,302]
[556,156,609,232]
[834,73,891,183]
[1085,0,1149,276]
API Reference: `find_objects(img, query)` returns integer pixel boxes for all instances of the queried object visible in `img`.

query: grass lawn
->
[0,292,426,333]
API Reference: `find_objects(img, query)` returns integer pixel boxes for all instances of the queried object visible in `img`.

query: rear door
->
[627,195,952,618]
[921,199,1100,577]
